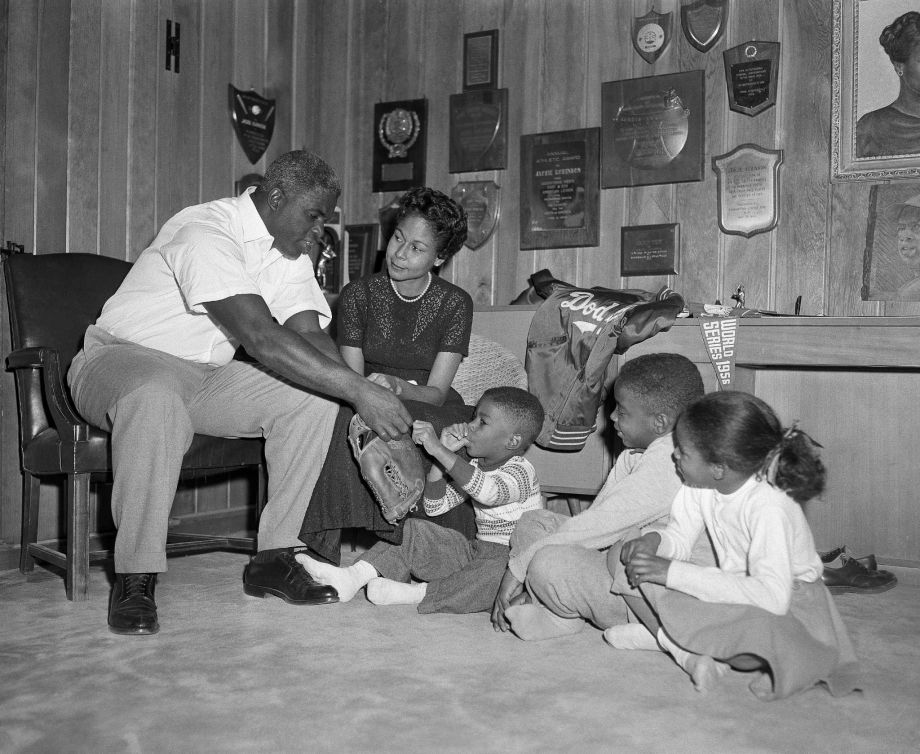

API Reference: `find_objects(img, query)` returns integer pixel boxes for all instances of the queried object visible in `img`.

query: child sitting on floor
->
[296,386,544,614]
[608,390,861,700]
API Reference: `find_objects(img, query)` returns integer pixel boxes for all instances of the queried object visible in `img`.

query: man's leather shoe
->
[108,573,160,635]
[822,553,897,594]
[243,548,339,605]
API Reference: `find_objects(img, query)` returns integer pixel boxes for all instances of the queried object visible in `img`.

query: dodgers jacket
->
[525,276,683,451]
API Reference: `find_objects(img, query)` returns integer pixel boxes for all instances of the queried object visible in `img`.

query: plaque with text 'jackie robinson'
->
[520,128,600,250]
[602,70,705,189]
[712,143,783,237]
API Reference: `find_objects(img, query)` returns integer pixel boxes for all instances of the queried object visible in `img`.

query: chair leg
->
[19,474,41,573]
[66,473,92,601]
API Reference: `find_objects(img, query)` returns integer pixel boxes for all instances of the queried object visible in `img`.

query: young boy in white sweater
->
[296,386,544,614]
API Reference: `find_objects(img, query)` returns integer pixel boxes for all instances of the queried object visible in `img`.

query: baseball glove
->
[348,413,426,525]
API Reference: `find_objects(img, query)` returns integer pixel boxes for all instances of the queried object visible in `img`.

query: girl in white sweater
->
[607,391,860,700]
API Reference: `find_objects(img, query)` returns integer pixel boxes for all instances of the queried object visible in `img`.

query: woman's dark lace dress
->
[299,272,476,564]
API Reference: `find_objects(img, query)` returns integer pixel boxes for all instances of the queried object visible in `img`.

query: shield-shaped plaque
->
[632,9,672,64]
[229,85,276,164]
[712,143,783,238]
[680,0,727,53]
[723,41,780,117]
[451,180,500,250]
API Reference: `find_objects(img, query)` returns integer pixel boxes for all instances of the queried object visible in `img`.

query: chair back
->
[3,253,131,444]
[451,333,529,406]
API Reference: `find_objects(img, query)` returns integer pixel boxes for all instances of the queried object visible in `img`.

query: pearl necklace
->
[390,272,431,303]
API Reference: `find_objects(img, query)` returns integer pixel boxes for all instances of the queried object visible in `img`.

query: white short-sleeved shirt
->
[94,189,330,366]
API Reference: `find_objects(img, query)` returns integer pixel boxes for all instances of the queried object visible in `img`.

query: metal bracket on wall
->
[165,19,180,73]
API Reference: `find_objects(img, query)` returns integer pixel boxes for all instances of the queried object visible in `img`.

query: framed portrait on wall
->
[601,70,705,188]
[832,0,920,181]
[862,182,920,300]
[519,128,600,250]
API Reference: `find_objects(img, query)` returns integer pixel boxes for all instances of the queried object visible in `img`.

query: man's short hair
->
[479,386,545,451]
[616,353,705,418]
[262,150,341,199]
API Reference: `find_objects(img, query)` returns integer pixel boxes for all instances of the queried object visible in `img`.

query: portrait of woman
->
[855,10,920,158]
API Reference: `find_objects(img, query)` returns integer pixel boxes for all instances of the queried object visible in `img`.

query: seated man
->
[67,150,412,636]
[491,353,705,640]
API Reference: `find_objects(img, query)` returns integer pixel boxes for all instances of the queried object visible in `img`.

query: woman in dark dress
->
[300,187,476,563]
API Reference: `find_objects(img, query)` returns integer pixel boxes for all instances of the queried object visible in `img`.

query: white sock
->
[294,554,376,602]
[656,628,729,692]
[603,623,661,651]
[365,577,426,605]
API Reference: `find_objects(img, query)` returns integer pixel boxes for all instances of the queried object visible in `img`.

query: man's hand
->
[440,422,469,453]
[619,531,661,566]
[354,384,412,440]
[624,552,671,588]
[491,568,526,632]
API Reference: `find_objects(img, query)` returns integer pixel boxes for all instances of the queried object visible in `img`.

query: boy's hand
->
[619,531,661,566]
[491,568,526,632]
[440,422,469,453]
[368,372,402,395]
[412,420,442,455]
[624,552,671,588]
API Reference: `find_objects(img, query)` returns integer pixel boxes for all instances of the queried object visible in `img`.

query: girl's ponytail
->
[758,425,826,503]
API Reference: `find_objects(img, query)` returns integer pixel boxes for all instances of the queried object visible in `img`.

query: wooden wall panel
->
[200,1,236,202]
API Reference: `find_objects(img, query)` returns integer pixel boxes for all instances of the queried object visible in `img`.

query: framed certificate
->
[463,30,499,90]
[620,223,680,277]
[520,128,600,250]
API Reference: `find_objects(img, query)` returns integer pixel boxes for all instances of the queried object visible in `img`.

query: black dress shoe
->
[243,548,339,605]
[109,573,160,635]
[822,554,898,594]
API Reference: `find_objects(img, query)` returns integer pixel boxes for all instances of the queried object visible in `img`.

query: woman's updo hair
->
[881,11,920,64]
[677,391,826,504]
[396,187,468,261]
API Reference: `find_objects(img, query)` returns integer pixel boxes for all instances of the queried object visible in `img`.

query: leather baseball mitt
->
[348,413,425,525]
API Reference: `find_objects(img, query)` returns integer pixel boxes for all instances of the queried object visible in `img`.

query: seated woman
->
[299,187,476,564]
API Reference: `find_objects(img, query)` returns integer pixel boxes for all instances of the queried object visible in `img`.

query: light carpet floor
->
[1,551,918,753]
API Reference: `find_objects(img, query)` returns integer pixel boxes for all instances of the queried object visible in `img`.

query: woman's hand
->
[367,372,402,395]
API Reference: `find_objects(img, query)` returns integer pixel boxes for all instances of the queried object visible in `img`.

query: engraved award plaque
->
[724,41,780,117]
[680,0,727,53]
[712,143,784,238]
[373,98,427,193]
[449,89,508,173]
[602,71,705,188]
[229,85,276,164]
[451,180,500,250]
[632,8,672,64]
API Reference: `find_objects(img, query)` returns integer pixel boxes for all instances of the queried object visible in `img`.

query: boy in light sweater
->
[297,386,544,614]
[492,353,706,640]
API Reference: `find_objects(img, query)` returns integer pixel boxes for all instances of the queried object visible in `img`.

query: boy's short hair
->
[479,386,545,451]
[616,353,704,418]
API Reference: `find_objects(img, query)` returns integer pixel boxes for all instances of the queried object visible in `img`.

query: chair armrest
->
[6,346,94,441]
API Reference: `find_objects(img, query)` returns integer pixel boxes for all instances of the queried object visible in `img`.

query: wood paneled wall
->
[2,0,916,559]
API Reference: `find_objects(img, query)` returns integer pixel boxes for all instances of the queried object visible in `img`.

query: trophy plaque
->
[373,99,427,193]
[712,143,784,238]
[680,0,728,53]
[229,85,276,164]
[723,41,780,116]
[620,223,680,277]
[602,70,705,188]
[451,180,500,250]
[632,8,672,64]
[449,89,508,173]
[463,30,499,90]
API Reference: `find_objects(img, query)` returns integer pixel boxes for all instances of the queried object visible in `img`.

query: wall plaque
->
[621,223,680,277]
[520,128,600,250]
[680,0,728,53]
[463,30,499,90]
[344,224,379,283]
[451,180,500,250]
[712,143,784,238]
[449,89,508,173]
[723,41,780,116]
[602,70,705,188]
[373,98,427,193]
[229,85,275,164]
[632,9,672,64]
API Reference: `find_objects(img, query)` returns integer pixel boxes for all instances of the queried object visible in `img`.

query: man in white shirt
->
[68,151,412,635]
